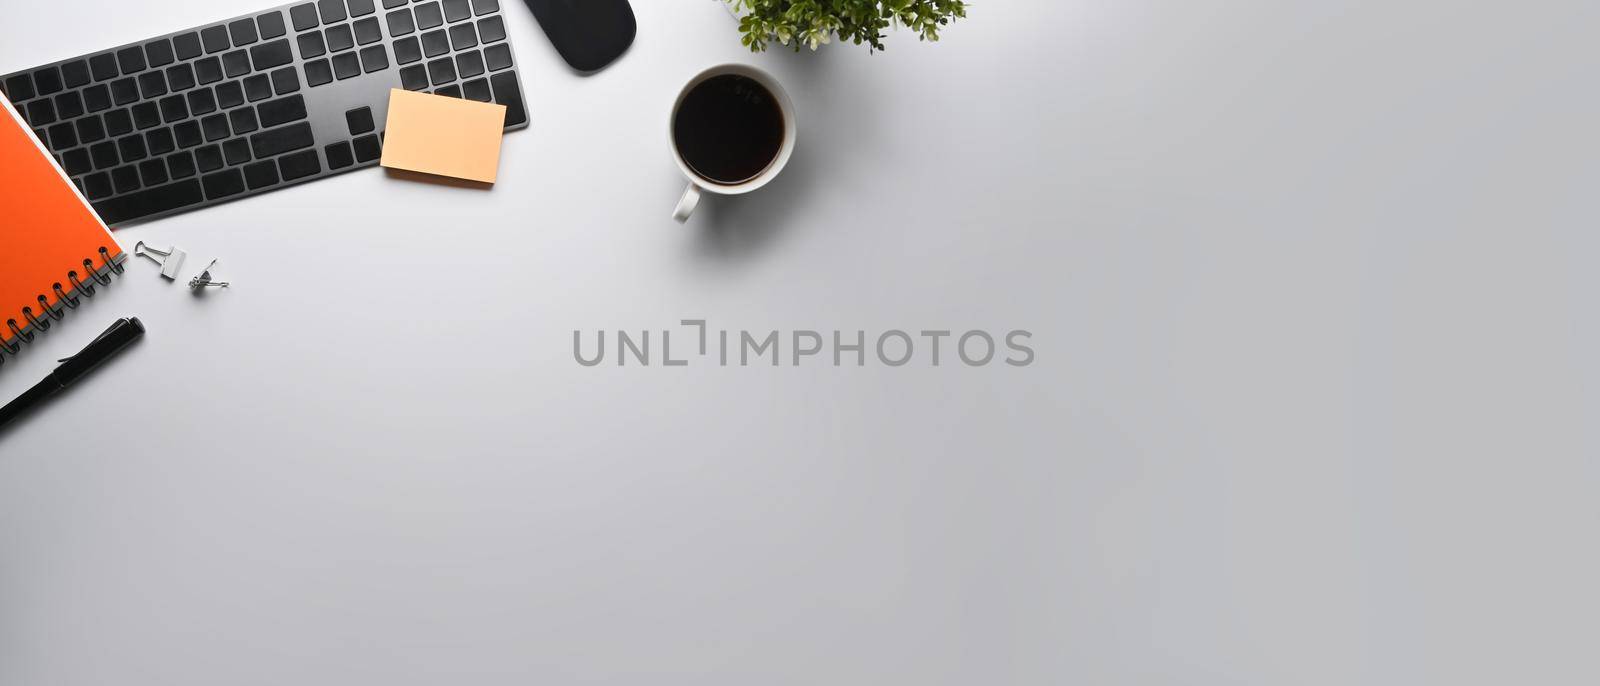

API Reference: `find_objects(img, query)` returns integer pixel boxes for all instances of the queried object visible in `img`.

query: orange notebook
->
[1,94,125,354]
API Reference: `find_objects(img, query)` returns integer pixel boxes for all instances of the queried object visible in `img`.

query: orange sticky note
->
[380,89,507,184]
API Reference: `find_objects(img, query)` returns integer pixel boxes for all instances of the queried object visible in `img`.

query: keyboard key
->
[202,25,231,53]
[202,113,230,141]
[251,121,314,157]
[132,102,161,129]
[3,73,35,101]
[116,47,146,74]
[461,77,489,102]
[415,2,443,30]
[61,60,91,88]
[25,99,56,125]
[83,172,114,199]
[118,133,148,161]
[304,59,334,87]
[360,45,389,72]
[278,148,322,180]
[323,139,358,170]
[76,116,107,143]
[471,0,498,16]
[298,32,327,59]
[188,88,217,115]
[196,57,223,85]
[291,4,320,31]
[174,120,202,148]
[252,39,295,70]
[399,65,428,90]
[243,159,280,189]
[195,144,223,171]
[173,32,203,60]
[138,71,168,98]
[449,23,476,50]
[426,57,455,85]
[32,67,63,96]
[483,43,511,71]
[394,36,422,64]
[55,91,85,119]
[318,0,346,23]
[348,0,376,17]
[490,70,524,126]
[345,106,374,134]
[47,122,76,150]
[140,158,169,185]
[230,18,260,46]
[387,9,416,36]
[332,52,361,79]
[324,140,355,169]
[326,24,354,52]
[383,0,407,8]
[104,109,133,136]
[354,17,382,45]
[145,39,176,68]
[64,147,93,175]
[96,178,204,222]
[230,107,259,134]
[90,53,119,81]
[477,16,505,43]
[167,63,196,91]
[223,50,252,78]
[111,78,140,105]
[146,128,176,155]
[167,151,196,178]
[97,177,205,222]
[223,138,252,164]
[455,50,484,78]
[352,133,381,162]
[202,168,246,199]
[443,0,471,23]
[244,74,274,101]
[216,81,245,108]
[83,84,112,112]
[271,67,301,94]
[421,30,449,57]
[91,140,120,168]
[433,84,460,98]
[258,94,308,127]
[112,165,142,193]
[159,94,189,122]
[258,11,288,39]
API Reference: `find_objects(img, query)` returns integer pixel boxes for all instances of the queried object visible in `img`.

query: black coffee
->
[673,74,785,185]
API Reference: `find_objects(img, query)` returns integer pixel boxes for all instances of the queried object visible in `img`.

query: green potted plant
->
[726,0,969,53]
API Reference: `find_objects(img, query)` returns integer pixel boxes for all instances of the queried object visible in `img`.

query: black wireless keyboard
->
[0,0,528,226]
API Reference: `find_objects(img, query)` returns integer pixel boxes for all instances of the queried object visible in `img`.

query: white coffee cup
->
[670,64,796,223]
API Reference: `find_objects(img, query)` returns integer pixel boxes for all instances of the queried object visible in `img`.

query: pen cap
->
[54,317,144,386]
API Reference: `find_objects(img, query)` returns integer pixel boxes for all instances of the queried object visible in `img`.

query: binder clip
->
[133,241,187,280]
[188,259,230,292]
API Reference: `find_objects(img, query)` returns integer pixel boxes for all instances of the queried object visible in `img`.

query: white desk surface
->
[3,1,1598,683]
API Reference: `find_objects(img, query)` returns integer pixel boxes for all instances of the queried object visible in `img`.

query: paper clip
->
[134,241,187,280]
[189,259,230,291]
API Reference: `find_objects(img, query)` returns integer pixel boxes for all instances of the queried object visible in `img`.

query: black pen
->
[0,317,145,429]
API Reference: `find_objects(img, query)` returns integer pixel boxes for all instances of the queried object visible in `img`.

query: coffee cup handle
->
[673,183,702,223]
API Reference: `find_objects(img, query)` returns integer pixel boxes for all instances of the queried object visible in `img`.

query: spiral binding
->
[0,246,124,368]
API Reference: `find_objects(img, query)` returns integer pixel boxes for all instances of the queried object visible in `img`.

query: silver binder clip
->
[134,240,187,280]
[189,259,230,292]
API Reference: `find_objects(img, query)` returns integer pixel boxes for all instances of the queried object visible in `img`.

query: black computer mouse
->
[520,0,636,73]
